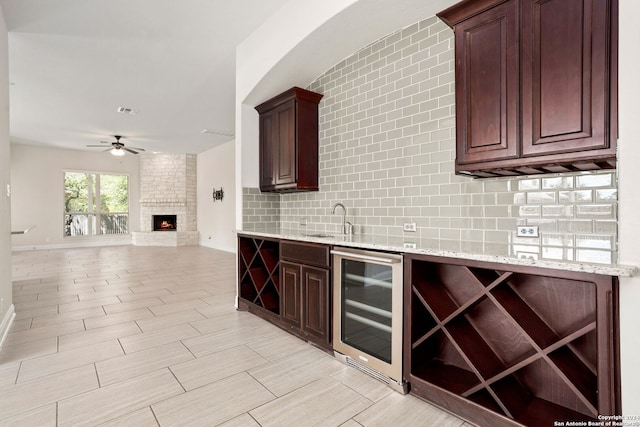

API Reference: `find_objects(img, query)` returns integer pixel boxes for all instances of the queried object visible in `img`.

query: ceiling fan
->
[86,135,145,156]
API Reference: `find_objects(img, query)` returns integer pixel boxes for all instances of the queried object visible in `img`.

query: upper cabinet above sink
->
[256,87,323,192]
[438,0,618,178]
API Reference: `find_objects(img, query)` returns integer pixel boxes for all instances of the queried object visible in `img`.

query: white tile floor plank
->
[0,337,58,369]
[170,344,268,391]
[57,369,183,427]
[0,403,57,427]
[31,306,106,329]
[3,245,466,427]
[58,321,142,351]
[0,364,99,422]
[135,309,206,332]
[151,372,274,427]
[96,407,160,427]
[118,323,201,354]
[18,339,124,383]
[0,364,19,386]
[84,307,154,330]
[217,413,261,427]
[103,297,165,314]
[250,376,373,427]
[4,320,85,347]
[248,346,346,397]
[354,392,467,427]
[95,341,194,386]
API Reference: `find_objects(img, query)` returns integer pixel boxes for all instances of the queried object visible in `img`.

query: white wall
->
[10,144,140,250]
[616,0,640,415]
[0,6,13,345]
[197,140,236,253]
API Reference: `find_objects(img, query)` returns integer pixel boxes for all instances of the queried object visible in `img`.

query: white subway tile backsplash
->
[576,173,613,188]
[518,179,541,191]
[243,15,618,265]
[559,190,593,203]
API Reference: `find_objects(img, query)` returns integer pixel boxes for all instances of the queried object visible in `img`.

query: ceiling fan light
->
[111,147,125,156]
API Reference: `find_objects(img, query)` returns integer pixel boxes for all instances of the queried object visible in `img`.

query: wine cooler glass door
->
[332,248,403,382]
[341,258,394,362]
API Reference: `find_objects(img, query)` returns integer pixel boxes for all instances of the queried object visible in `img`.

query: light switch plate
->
[516,226,539,237]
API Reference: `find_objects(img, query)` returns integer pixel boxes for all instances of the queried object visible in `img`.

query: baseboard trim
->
[12,240,132,251]
[0,304,16,352]
[199,241,236,253]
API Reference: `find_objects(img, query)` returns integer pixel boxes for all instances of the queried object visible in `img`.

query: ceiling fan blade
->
[87,144,109,147]
[123,147,139,154]
[129,147,146,151]
[99,141,112,144]
[103,148,113,152]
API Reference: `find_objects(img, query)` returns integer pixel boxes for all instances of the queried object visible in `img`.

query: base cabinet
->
[404,254,620,427]
[237,236,332,352]
[280,242,332,350]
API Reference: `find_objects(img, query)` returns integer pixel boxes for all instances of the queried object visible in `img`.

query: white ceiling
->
[0,0,291,154]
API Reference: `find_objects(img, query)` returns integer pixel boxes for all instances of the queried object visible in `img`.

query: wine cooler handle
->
[330,250,401,264]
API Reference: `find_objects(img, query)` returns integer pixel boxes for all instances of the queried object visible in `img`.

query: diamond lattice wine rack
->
[404,254,620,427]
[238,237,280,313]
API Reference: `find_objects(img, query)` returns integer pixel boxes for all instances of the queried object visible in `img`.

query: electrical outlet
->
[516,226,539,237]
[300,217,308,226]
[403,222,417,232]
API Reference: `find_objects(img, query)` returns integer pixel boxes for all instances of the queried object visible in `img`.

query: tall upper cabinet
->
[438,0,618,178]
[256,87,323,192]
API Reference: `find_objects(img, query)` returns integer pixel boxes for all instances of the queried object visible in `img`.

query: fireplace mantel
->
[140,198,186,207]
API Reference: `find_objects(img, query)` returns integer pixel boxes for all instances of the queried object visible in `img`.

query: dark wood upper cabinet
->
[438,0,618,178]
[453,0,519,165]
[256,87,323,192]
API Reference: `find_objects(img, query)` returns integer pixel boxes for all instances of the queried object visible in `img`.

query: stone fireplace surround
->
[132,154,199,246]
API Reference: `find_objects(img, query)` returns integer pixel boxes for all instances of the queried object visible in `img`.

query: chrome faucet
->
[332,202,348,234]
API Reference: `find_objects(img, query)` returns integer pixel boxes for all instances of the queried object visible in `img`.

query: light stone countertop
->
[237,227,637,277]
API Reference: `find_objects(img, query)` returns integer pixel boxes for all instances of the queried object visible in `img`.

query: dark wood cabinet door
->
[256,87,322,192]
[280,262,301,328]
[441,0,617,177]
[259,109,276,189]
[521,0,614,157]
[301,266,330,345]
[454,0,519,166]
[275,100,296,186]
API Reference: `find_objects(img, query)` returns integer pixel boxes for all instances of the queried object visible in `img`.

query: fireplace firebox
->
[153,215,177,231]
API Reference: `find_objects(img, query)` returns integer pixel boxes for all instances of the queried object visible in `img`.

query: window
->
[64,171,129,236]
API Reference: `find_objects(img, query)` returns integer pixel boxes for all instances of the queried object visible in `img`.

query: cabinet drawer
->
[281,241,330,268]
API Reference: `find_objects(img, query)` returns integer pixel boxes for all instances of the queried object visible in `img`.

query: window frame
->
[63,170,131,238]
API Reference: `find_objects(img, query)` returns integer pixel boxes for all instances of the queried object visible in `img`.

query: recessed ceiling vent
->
[117,107,138,115]
[201,128,234,137]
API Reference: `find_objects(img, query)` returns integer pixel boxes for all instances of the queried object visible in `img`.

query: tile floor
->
[1,245,470,426]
